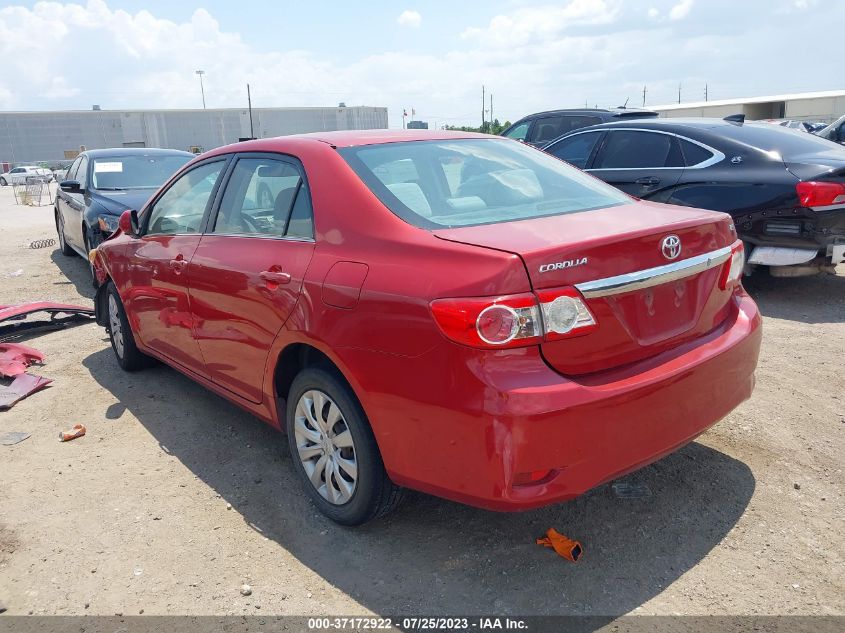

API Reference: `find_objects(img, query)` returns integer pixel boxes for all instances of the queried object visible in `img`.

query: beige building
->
[651,90,845,123]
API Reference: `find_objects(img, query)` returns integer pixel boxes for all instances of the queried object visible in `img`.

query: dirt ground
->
[0,183,842,618]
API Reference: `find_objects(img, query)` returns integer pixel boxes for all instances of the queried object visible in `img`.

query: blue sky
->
[0,0,841,127]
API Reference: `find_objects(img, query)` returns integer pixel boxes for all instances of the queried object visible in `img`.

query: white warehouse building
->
[0,105,388,163]
[651,89,845,123]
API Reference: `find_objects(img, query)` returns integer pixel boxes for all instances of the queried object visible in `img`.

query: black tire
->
[286,368,404,526]
[83,227,97,285]
[0,177,7,186]
[105,282,152,372]
[56,210,74,256]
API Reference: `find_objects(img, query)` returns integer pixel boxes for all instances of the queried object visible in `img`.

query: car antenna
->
[724,113,745,124]
[619,98,629,109]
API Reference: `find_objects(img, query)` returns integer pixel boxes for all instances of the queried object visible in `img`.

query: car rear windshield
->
[339,138,632,228]
[91,155,192,190]
[732,123,845,155]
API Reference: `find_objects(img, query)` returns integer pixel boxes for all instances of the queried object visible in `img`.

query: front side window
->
[65,157,82,181]
[528,116,565,144]
[546,132,603,169]
[91,155,191,190]
[75,156,89,189]
[340,138,632,229]
[212,157,312,238]
[594,131,683,169]
[145,161,224,235]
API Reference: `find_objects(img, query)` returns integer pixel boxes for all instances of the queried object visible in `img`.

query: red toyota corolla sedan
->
[91,130,762,525]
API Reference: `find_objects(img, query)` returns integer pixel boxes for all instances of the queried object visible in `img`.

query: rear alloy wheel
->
[106,282,152,371]
[56,210,74,256]
[286,368,405,525]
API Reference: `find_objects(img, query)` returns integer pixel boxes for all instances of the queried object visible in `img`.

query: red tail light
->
[430,288,596,349]
[796,181,845,207]
[719,241,744,290]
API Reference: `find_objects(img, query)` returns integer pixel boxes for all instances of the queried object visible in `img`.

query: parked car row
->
[55,108,842,526]
[511,109,845,277]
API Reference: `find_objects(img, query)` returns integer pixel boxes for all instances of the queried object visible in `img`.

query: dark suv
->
[501,108,659,147]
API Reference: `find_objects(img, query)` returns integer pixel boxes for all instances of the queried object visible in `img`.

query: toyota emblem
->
[661,235,682,260]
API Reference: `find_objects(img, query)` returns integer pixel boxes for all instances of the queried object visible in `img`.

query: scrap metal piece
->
[0,373,52,409]
[0,343,45,377]
[0,302,95,342]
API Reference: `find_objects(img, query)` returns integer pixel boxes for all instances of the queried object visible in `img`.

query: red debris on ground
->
[0,373,52,410]
[0,343,45,377]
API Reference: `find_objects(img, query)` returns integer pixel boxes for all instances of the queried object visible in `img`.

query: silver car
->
[0,165,53,186]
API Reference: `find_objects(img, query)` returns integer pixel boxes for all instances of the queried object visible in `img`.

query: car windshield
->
[340,138,632,229]
[91,155,191,190]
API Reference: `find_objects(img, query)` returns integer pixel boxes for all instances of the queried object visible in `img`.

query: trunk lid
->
[434,200,737,375]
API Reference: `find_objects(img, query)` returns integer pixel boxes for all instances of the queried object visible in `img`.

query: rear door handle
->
[635,176,660,186]
[259,270,292,285]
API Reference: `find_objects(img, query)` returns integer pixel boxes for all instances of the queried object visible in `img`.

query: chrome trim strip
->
[575,246,732,298]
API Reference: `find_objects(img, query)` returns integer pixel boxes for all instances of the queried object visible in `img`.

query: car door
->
[589,129,685,199]
[122,158,228,377]
[187,154,315,403]
[544,130,605,169]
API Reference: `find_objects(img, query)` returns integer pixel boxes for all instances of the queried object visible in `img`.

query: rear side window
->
[340,138,632,229]
[678,139,714,167]
[594,131,683,169]
[213,157,312,238]
[546,132,603,168]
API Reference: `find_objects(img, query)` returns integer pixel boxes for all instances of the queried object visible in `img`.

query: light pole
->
[195,70,206,109]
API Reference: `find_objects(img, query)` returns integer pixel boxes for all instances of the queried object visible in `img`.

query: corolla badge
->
[661,234,682,260]
[538,257,588,273]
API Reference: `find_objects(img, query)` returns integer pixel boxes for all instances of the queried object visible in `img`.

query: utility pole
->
[704,83,709,102]
[490,93,493,126]
[195,70,206,109]
[247,83,254,139]
[481,85,485,127]
[642,85,647,107]
[678,82,682,104]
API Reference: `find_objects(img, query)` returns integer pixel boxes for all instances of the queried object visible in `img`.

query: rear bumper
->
[358,292,762,511]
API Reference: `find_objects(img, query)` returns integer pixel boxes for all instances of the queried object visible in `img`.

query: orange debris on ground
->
[536,528,583,563]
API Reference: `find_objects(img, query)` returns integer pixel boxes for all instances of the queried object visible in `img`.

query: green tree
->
[444,119,511,135]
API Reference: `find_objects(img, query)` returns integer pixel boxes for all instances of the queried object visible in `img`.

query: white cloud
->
[0,0,840,128]
[647,7,660,19]
[669,0,694,21]
[397,10,421,28]
[462,0,620,47]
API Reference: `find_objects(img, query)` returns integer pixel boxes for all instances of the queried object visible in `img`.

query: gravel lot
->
[0,183,843,617]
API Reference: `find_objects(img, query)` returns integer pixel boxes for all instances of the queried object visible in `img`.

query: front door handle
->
[635,176,660,186]
[169,255,188,274]
[259,270,292,285]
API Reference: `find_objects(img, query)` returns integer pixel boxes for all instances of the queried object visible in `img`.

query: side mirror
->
[118,209,140,237]
[59,179,81,193]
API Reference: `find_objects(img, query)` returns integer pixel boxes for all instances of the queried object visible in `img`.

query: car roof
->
[519,108,659,120]
[81,147,195,158]
[205,129,496,155]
